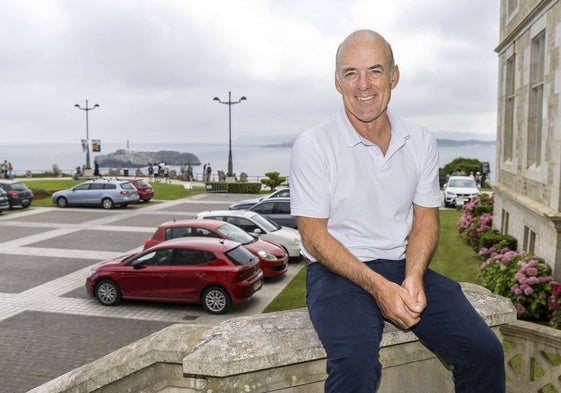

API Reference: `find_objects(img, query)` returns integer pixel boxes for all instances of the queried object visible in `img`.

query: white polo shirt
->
[290,107,442,262]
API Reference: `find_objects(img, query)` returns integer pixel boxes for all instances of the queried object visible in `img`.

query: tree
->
[260,171,286,191]
[439,157,484,186]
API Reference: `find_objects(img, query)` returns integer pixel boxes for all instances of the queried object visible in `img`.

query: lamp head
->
[213,97,220,101]
[240,96,247,101]
[74,104,80,107]
[94,104,100,108]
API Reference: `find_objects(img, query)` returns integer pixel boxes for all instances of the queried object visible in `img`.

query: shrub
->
[457,194,494,250]
[478,230,517,252]
[479,249,554,320]
[548,282,561,329]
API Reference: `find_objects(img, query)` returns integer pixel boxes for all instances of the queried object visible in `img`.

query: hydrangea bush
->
[457,194,494,248]
[478,248,553,320]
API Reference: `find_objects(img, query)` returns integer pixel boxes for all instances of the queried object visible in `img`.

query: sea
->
[1,141,497,182]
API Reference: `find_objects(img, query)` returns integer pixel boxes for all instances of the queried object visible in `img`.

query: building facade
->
[495,0,561,278]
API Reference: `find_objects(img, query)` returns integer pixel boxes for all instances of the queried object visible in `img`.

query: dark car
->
[86,237,263,314]
[127,178,154,202]
[0,188,9,214]
[247,197,297,229]
[229,188,291,210]
[0,180,34,209]
[143,219,288,278]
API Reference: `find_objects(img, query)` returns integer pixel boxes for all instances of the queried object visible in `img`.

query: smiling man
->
[290,30,505,392]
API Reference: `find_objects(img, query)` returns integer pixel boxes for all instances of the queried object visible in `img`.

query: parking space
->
[0,192,304,392]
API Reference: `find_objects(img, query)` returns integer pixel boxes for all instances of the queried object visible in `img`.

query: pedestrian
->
[93,161,100,178]
[290,29,505,393]
[147,163,154,182]
[202,163,207,182]
[7,162,13,179]
[206,163,212,182]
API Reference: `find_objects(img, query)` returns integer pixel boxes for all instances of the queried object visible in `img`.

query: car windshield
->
[449,179,477,188]
[135,179,149,187]
[11,183,29,191]
[252,213,282,231]
[217,223,256,244]
[226,245,256,265]
[120,182,135,190]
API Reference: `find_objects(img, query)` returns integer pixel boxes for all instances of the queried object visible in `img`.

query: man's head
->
[335,30,399,129]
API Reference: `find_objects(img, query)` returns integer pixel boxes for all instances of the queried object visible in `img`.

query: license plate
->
[22,199,29,204]
[253,279,263,291]
[455,196,465,206]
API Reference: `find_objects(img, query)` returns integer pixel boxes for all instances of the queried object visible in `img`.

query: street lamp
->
[213,92,247,177]
[74,99,100,170]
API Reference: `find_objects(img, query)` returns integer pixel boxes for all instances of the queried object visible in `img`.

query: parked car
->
[52,179,139,209]
[229,188,291,210]
[126,178,154,202]
[0,180,34,209]
[247,197,297,229]
[0,188,10,214]
[143,219,288,278]
[443,176,481,208]
[196,210,302,260]
[86,237,263,314]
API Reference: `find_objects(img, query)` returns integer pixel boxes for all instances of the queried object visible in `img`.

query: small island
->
[95,149,201,168]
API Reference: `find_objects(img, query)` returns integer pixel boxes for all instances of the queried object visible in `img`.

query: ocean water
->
[1,141,496,181]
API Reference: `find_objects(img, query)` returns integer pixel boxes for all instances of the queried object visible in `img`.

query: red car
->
[144,219,288,278]
[86,237,263,314]
[127,178,154,202]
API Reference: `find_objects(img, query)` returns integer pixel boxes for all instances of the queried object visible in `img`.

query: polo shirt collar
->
[336,106,411,149]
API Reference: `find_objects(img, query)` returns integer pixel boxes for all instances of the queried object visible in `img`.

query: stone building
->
[494,0,561,278]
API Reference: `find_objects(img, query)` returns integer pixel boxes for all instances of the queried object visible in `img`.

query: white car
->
[443,176,480,208]
[196,210,301,260]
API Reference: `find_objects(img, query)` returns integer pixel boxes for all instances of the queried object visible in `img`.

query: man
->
[290,30,504,392]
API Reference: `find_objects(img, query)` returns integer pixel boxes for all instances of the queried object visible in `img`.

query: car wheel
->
[56,196,68,208]
[202,286,232,314]
[102,198,114,209]
[95,279,122,306]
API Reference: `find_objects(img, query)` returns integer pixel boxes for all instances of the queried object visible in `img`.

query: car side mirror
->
[252,228,262,235]
[132,260,146,269]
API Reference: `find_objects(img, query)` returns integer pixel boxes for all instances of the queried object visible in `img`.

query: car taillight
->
[120,190,128,195]
[8,190,17,197]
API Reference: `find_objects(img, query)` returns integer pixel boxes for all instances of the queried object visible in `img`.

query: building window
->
[507,0,519,16]
[523,226,536,253]
[501,209,510,234]
[528,31,545,168]
[504,55,515,162]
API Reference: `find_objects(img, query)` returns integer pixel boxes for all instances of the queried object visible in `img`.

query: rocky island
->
[95,149,201,168]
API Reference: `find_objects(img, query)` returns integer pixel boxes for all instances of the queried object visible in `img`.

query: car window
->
[90,183,105,190]
[252,201,274,214]
[104,183,117,190]
[11,183,29,191]
[131,249,173,267]
[227,217,259,233]
[251,213,281,231]
[449,179,477,188]
[217,223,255,244]
[171,249,215,266]
[274,201,291,214]
[226,245,256,266]
[165,227,189,240]
[135,179,149,187]
[120,182,135,190]
[74,183,91,191]
[273,189,290,198]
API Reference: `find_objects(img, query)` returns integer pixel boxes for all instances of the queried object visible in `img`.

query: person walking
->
[290,29,505,393]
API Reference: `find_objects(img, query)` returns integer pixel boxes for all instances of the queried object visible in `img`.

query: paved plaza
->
[0,193,303,393]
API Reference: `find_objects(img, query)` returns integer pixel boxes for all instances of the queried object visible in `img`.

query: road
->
[0,192,304,393]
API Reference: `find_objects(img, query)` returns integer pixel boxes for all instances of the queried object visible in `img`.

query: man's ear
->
[390,65,400,89]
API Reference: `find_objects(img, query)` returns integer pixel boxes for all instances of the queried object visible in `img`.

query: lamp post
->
[213,92,246,177]
[74,99,100,170]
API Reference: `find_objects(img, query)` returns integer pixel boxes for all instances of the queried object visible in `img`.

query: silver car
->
[196,210,302,260]
[52,179,139,209]
[0,188,9,214]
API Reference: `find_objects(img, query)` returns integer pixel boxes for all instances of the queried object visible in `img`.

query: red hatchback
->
[144,219,288,278]
[86,237,263,314]
[127,178,154,202]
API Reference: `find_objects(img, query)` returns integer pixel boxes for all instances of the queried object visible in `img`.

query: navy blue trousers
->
[306,259,505,393]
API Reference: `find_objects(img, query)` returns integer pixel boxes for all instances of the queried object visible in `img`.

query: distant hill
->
[96,149,201,168]
[262,138,496,148]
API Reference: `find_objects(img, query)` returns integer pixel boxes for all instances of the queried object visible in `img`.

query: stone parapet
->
[29,283,517,393]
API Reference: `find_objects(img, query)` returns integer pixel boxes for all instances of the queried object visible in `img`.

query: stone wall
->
[29,283,516,393]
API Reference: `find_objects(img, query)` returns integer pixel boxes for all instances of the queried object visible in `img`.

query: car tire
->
[56,196,68,208]
[95,279,122,306]
[202,286,232,314]
[102,198,114,209]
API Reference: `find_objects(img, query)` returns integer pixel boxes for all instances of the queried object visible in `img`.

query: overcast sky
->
[1,0,501,146]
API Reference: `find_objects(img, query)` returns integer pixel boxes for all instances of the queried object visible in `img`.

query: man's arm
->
[297,216,425,329]
[401,204,440,316]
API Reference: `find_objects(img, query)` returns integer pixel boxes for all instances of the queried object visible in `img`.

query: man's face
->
[335,35,399,128]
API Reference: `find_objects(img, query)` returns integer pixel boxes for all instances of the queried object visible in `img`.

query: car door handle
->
[197,273,206,278]
[159,273,168,277]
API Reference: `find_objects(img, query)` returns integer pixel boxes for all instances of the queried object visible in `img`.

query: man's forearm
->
[405,205,440,278]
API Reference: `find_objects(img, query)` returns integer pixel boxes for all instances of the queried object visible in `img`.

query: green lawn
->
[264,209,481,313]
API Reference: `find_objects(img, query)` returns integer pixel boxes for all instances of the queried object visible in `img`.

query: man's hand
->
[373,279,425,329]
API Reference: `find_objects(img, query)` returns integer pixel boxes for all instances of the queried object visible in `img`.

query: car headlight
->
[445,191,456,198]
[87,269,97,278]
[294,238,301,246]
[257,250,277,261]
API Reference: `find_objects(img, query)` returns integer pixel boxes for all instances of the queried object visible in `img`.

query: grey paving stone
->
[26,230,149,252]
